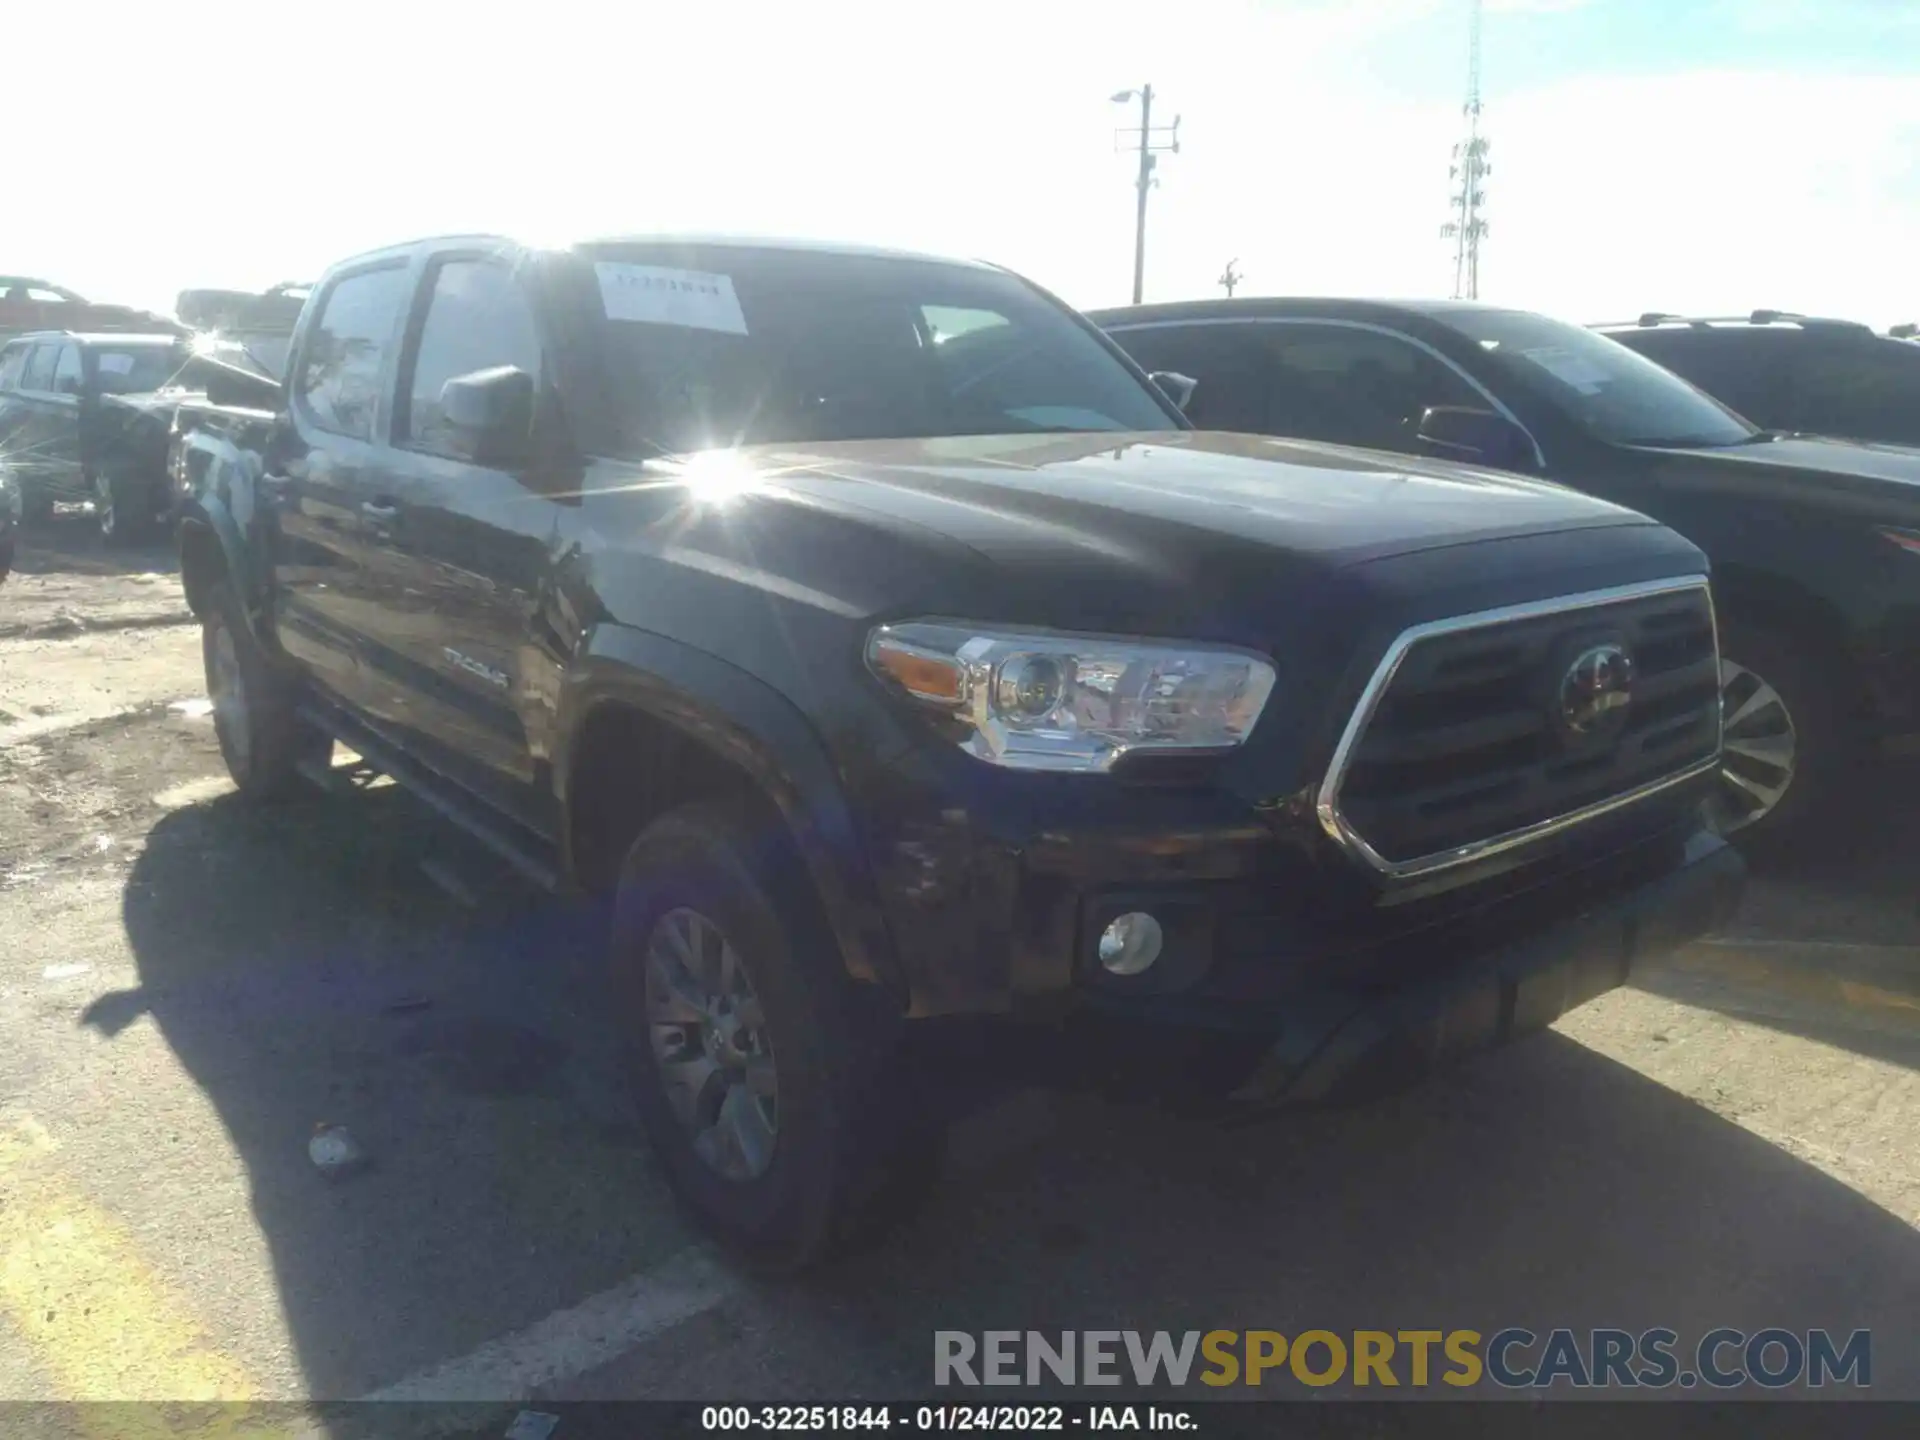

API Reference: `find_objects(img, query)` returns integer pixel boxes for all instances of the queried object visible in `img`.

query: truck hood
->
[1627,434,1920,523]
[744,430,1653,569]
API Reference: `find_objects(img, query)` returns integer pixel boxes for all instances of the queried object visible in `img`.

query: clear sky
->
[12,0,1919,328]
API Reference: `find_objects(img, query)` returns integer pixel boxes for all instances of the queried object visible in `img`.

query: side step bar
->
[295,702,562,892]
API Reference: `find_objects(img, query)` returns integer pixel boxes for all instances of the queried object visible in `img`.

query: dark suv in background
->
[0,330,192,538]
[1093,297,1920,851]
[1600,311,1920,449]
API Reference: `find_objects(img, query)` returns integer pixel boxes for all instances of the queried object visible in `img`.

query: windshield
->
[572,244,1178,457]
[89,344,188,395]
[1436,308,1758,448]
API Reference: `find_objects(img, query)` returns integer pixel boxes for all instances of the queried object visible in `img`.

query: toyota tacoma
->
[174,234,1744,1268]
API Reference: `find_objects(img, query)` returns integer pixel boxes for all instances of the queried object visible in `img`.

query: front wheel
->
[612,801,940,1271]
[201,582,331,800]
[1707,624,1848,852]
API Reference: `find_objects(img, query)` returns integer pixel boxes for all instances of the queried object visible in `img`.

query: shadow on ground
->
[1629,758,1920,1060]
[1728,758,1920,941]
[86,771,1920,1404]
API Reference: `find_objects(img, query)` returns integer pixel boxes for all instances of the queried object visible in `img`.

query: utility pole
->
[1218,259,1243,297]
[1111,87,1181,305]
[1440,0,1491,299]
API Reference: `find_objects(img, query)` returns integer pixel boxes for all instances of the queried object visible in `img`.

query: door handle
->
[360,501,398,522]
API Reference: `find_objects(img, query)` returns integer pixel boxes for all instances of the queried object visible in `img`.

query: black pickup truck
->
[174,234,1743,1268]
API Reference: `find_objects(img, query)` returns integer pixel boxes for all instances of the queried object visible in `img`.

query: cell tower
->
[1441,0,1490,300]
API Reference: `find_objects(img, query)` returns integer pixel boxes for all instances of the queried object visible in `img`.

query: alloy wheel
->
[644,906,779,1181]
[1709,657,1798,835]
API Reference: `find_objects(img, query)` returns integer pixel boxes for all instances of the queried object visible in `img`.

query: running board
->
[296,703,561,892]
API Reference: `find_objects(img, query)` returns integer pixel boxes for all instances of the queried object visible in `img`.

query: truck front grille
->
[1318,578,1721,877]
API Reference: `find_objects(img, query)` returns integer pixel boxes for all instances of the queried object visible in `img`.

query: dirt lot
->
[2,527,1919,1429]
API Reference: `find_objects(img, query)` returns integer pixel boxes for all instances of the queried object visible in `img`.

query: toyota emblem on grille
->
[1559,643,1635,736]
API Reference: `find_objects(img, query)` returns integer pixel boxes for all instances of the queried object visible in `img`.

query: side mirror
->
[1416,405,1536,472]
[1149,370,1198,414]
[440,365,535,468]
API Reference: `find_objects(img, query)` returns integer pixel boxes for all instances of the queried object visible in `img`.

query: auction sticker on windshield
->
[596,262,749,335]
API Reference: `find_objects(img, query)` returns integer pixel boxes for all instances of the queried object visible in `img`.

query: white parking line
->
[359,1246,739,1403]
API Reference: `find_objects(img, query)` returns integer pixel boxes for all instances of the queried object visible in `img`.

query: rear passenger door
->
[270,262,413,712]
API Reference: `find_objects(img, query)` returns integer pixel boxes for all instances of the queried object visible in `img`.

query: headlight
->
[866,621,1277,772]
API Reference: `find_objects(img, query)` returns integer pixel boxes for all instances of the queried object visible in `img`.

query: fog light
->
[1098,912,1164,976]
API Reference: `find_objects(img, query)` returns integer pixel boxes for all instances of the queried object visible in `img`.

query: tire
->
[201,582,331,801]
[92,465,152,547]
[1707,621,1849,855]
[611,801,941,1272]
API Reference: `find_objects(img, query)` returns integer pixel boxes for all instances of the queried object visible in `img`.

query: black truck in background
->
[0,329,277,539]
[173,234,1742,1268]
[1094,297,1920,853]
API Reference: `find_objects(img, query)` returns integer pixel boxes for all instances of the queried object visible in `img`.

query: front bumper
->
[1225,827,1743,1108]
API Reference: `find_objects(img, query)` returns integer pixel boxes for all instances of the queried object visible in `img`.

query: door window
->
[20,344,57,393]
[1785,338,1920,444]
[1256,324,1486,453]
[400,259,543,459]
[296,264,410,441]
[1102,324,1279,434]
[0,345,25,391]
[52,345,84,396]
[1615,329,1794,428]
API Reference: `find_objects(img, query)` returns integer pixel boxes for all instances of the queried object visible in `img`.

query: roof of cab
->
[323,231,997,275]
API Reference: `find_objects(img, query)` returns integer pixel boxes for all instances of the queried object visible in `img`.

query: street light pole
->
[1130,84,1153,306]
[1111,87,1180,306]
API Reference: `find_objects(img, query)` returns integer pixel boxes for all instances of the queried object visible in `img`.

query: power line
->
[1111,86,1182,305]
[1440,0,1490,300]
